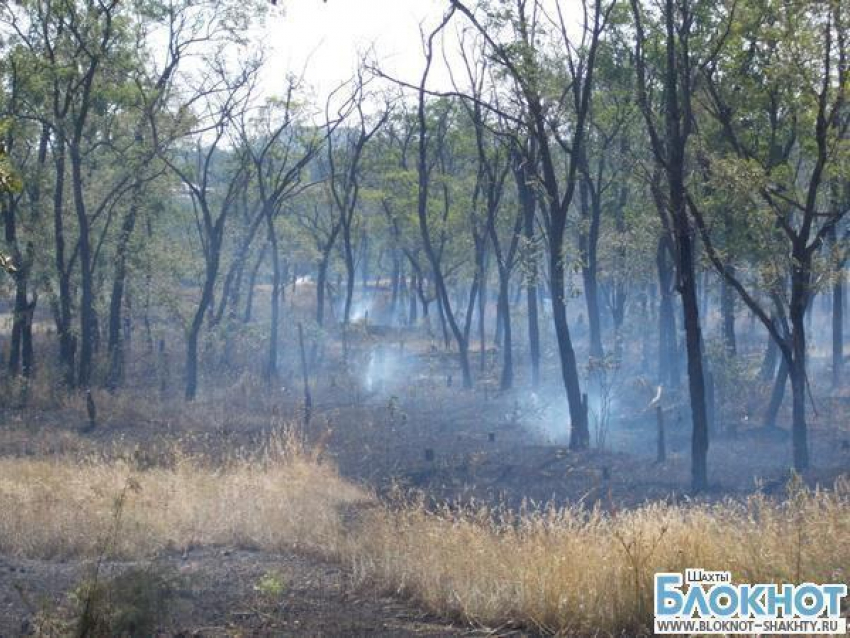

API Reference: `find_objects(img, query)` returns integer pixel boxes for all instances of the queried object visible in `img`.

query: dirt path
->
[0,548,486,637]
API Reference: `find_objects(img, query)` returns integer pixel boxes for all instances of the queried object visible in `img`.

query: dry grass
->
[0,430,368,560]
[348,481,850,634]
[0,423,847,635]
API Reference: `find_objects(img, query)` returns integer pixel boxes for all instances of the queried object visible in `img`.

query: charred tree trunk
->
[610,146,630,362]
[497,272,513,390]
[763,357,788,429]
[408,273,418,325]
[5,120,44,379]
[52,134,75,386]
[360,233,370,291]
[551,245,589,449]
[297,322,312,426]
[833,272,844,389]
[759,316,780,381]
[70,141,94,388]
[436,290,450,349]
[243,242,268,324]
[517,157,541,387]
[720,273,737,356]
[316,255,330,327]
[107,188,141,389]
[266,215,282,382]
[186,233,222,401]
[670,155,709,491]
[832,226,844,389]
[143,217,155,354]
[399,264,409,325]
[657,236,679,388]
[677,210,709,491]
[7,262,35,379]
[578,173,604,360]
[342,224,355,326]
[214,212,264,328]
[4,197,35,378]
[390,251,401,325]
[8,279,24,376]
[494,287,504,348]
[788,262,810,470]
[477,243,487,371]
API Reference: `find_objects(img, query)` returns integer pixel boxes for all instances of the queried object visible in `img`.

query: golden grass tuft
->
[347,480,850,634]
[0,430,368,560]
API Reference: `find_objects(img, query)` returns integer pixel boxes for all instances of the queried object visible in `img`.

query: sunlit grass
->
[0,431,847,635]
[0,430,367,560]
[347,480,850,634]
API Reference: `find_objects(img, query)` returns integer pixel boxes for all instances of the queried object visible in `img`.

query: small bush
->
[74,566,178,638]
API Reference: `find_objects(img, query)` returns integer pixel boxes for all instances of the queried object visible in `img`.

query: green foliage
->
[254,571,287,598]
[0,150,22,196]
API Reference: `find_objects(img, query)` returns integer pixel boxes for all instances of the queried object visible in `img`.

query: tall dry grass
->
[0,431,847,635]
[0,431,368,560]
[347,481,850,635]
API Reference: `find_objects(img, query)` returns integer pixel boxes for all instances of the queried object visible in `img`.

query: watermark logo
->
[654,569,847,635]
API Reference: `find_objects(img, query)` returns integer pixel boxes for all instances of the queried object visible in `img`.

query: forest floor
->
[0,549,480,637]
[0,335,848,636]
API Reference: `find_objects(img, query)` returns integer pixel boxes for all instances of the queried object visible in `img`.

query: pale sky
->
[260,1,454,103]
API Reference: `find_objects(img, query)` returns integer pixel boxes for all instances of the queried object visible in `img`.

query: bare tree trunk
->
[494,288,503,348]
[390,251,401,325]
[678,220,709,491]
[551,244,590,449]
[833,274,844,389]
[610,147,630,362]
[497,272,513,390]
[297,322,312,426]
[266,228,282,382]
[720,273,737,355]
[759,316,779,381]
[360,233,370,291]
[477,245,487,371]
[243,242,268,324]
[832,226,844,389]
[409,273,418,325]
[52,134,75,386]
[517,159,540,386]
[5,211,35,378]
[316,255,329,327]
[436,290,450,349]
[8,274,34,378]
[107,189,141,388]
[526,274,540,387]
[657,237,679,387]
[578,175,604,359]
[185,314,202,401]
[70,141,95,388]
[143,223,155,355]
[398,263,409,325]
[763,357,788,429]
[343,227,355,325]
[788,265,810,470]
[186,242,221,401]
